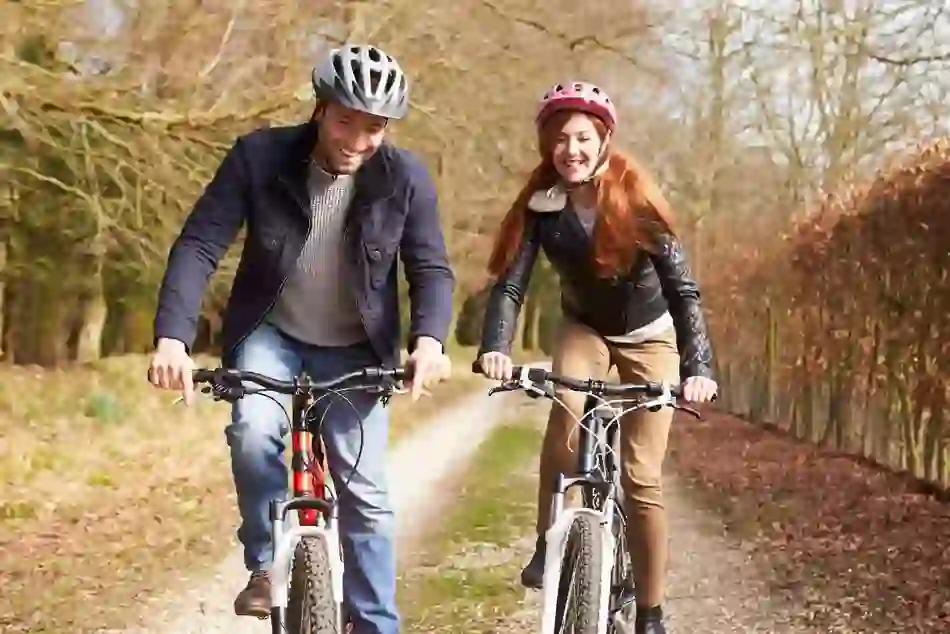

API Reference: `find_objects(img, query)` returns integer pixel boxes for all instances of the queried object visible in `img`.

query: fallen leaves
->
[669,408,950,633]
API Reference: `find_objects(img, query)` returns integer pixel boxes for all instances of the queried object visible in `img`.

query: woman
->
[475,82,718,634]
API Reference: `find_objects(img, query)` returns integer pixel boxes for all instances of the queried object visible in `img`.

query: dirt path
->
[112,381,520,634]
[658,476,805,633]
[499,474,812,634]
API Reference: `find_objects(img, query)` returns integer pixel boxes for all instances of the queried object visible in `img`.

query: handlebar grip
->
[472,358,526,379]
[148,368,214,383]
[640,380,683,398]
[192,369,215,383]
[370,366,412,382]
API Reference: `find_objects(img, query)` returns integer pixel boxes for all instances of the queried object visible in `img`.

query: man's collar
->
[278,118,397,200]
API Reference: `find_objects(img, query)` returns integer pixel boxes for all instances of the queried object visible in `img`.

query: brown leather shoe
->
[234,570,271,618]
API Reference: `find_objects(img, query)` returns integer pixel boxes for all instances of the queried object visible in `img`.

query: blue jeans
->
[224,321,399,634]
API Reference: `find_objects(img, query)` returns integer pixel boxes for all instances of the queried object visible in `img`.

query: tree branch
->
[868,51,950,66]
[476,0,659,75]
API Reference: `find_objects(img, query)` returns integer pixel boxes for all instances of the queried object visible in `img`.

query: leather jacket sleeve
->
[478,213,542,356]
[649,233,715,379]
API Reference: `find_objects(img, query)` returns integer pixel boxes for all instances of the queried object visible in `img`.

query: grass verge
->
[396,416,544,632]
[0,349,493,634]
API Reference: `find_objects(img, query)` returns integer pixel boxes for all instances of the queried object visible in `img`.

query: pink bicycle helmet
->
[536,81,618,132]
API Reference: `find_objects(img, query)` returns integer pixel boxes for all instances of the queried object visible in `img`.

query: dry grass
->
[0,347,505,634]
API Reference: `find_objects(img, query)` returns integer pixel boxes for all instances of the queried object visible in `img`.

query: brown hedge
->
[703,138,950,488]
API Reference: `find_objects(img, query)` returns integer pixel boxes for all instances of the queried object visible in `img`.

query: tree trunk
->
[862,321,881,458]
[75,268,108,363]
[19,277,71,368]
[0,236,6,362]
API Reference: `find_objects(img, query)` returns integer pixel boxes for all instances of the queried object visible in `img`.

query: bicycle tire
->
[286,534,340,634]
[553,513,603,634]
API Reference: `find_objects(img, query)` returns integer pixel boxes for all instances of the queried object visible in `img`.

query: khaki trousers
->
[536,318,680,607]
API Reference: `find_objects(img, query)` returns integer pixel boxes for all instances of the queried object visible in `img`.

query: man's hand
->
[681,376,718,403]
[405,336,451,401]
[148,338,197,405]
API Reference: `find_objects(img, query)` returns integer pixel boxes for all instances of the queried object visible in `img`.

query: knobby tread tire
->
[555,513,603,634]
[286,534,340,634]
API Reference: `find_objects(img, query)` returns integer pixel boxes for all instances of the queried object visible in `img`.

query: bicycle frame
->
[268,385,344,633]
[474,362,702,634]
[539,394,619,634]
[190,365,406,633]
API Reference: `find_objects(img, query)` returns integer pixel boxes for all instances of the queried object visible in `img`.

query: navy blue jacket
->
[153,120,455,368]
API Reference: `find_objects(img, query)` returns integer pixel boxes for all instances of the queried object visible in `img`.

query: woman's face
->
[550,112,604,184]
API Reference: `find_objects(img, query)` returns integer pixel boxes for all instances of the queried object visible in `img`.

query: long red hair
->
[487,111,677,279]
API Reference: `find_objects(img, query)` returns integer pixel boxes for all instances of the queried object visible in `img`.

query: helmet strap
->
[563,138,611,191]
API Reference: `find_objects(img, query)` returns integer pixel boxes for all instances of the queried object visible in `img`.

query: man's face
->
[314,101,388,174]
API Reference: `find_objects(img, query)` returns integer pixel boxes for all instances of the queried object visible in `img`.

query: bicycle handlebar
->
[471,359,682,398]
[194,366,407,392]
[190,366,409,403]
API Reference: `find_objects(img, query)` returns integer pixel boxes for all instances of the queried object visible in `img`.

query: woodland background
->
[3,0,950,488]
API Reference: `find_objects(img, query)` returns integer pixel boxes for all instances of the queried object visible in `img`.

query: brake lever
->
[672,402,702,419]
[488,383,520,396]
[206,382,246,403]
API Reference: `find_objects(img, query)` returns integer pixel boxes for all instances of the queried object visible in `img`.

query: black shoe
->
[635,622,666,634]
[635,605,666,634]
[520,535,545,589]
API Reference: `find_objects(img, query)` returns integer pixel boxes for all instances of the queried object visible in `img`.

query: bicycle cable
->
[247,383,381,508]
[542,387,675,464]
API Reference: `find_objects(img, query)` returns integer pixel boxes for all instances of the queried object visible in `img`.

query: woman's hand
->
[681,376,718,403]
[477,351,514,381]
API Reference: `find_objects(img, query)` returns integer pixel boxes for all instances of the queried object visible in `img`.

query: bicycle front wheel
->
[286,534,341,634]
[553,513,604,634]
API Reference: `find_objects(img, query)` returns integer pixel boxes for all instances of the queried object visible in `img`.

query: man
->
[147,44,455,634]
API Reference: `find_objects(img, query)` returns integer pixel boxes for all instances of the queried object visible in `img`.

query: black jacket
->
[153,120,455,367]
[478,204,714,379]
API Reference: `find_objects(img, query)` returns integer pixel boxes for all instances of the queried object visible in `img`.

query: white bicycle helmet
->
[536,81,618,132]
[311,44,409,120]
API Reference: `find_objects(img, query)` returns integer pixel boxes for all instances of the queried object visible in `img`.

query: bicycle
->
[473,362,703,634]
[191,365,408,634]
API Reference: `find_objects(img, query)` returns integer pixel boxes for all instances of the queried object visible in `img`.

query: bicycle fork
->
[538,472,618,634]
[539,406,619,633]
[268,498,344,632]
[267,389,345,632]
